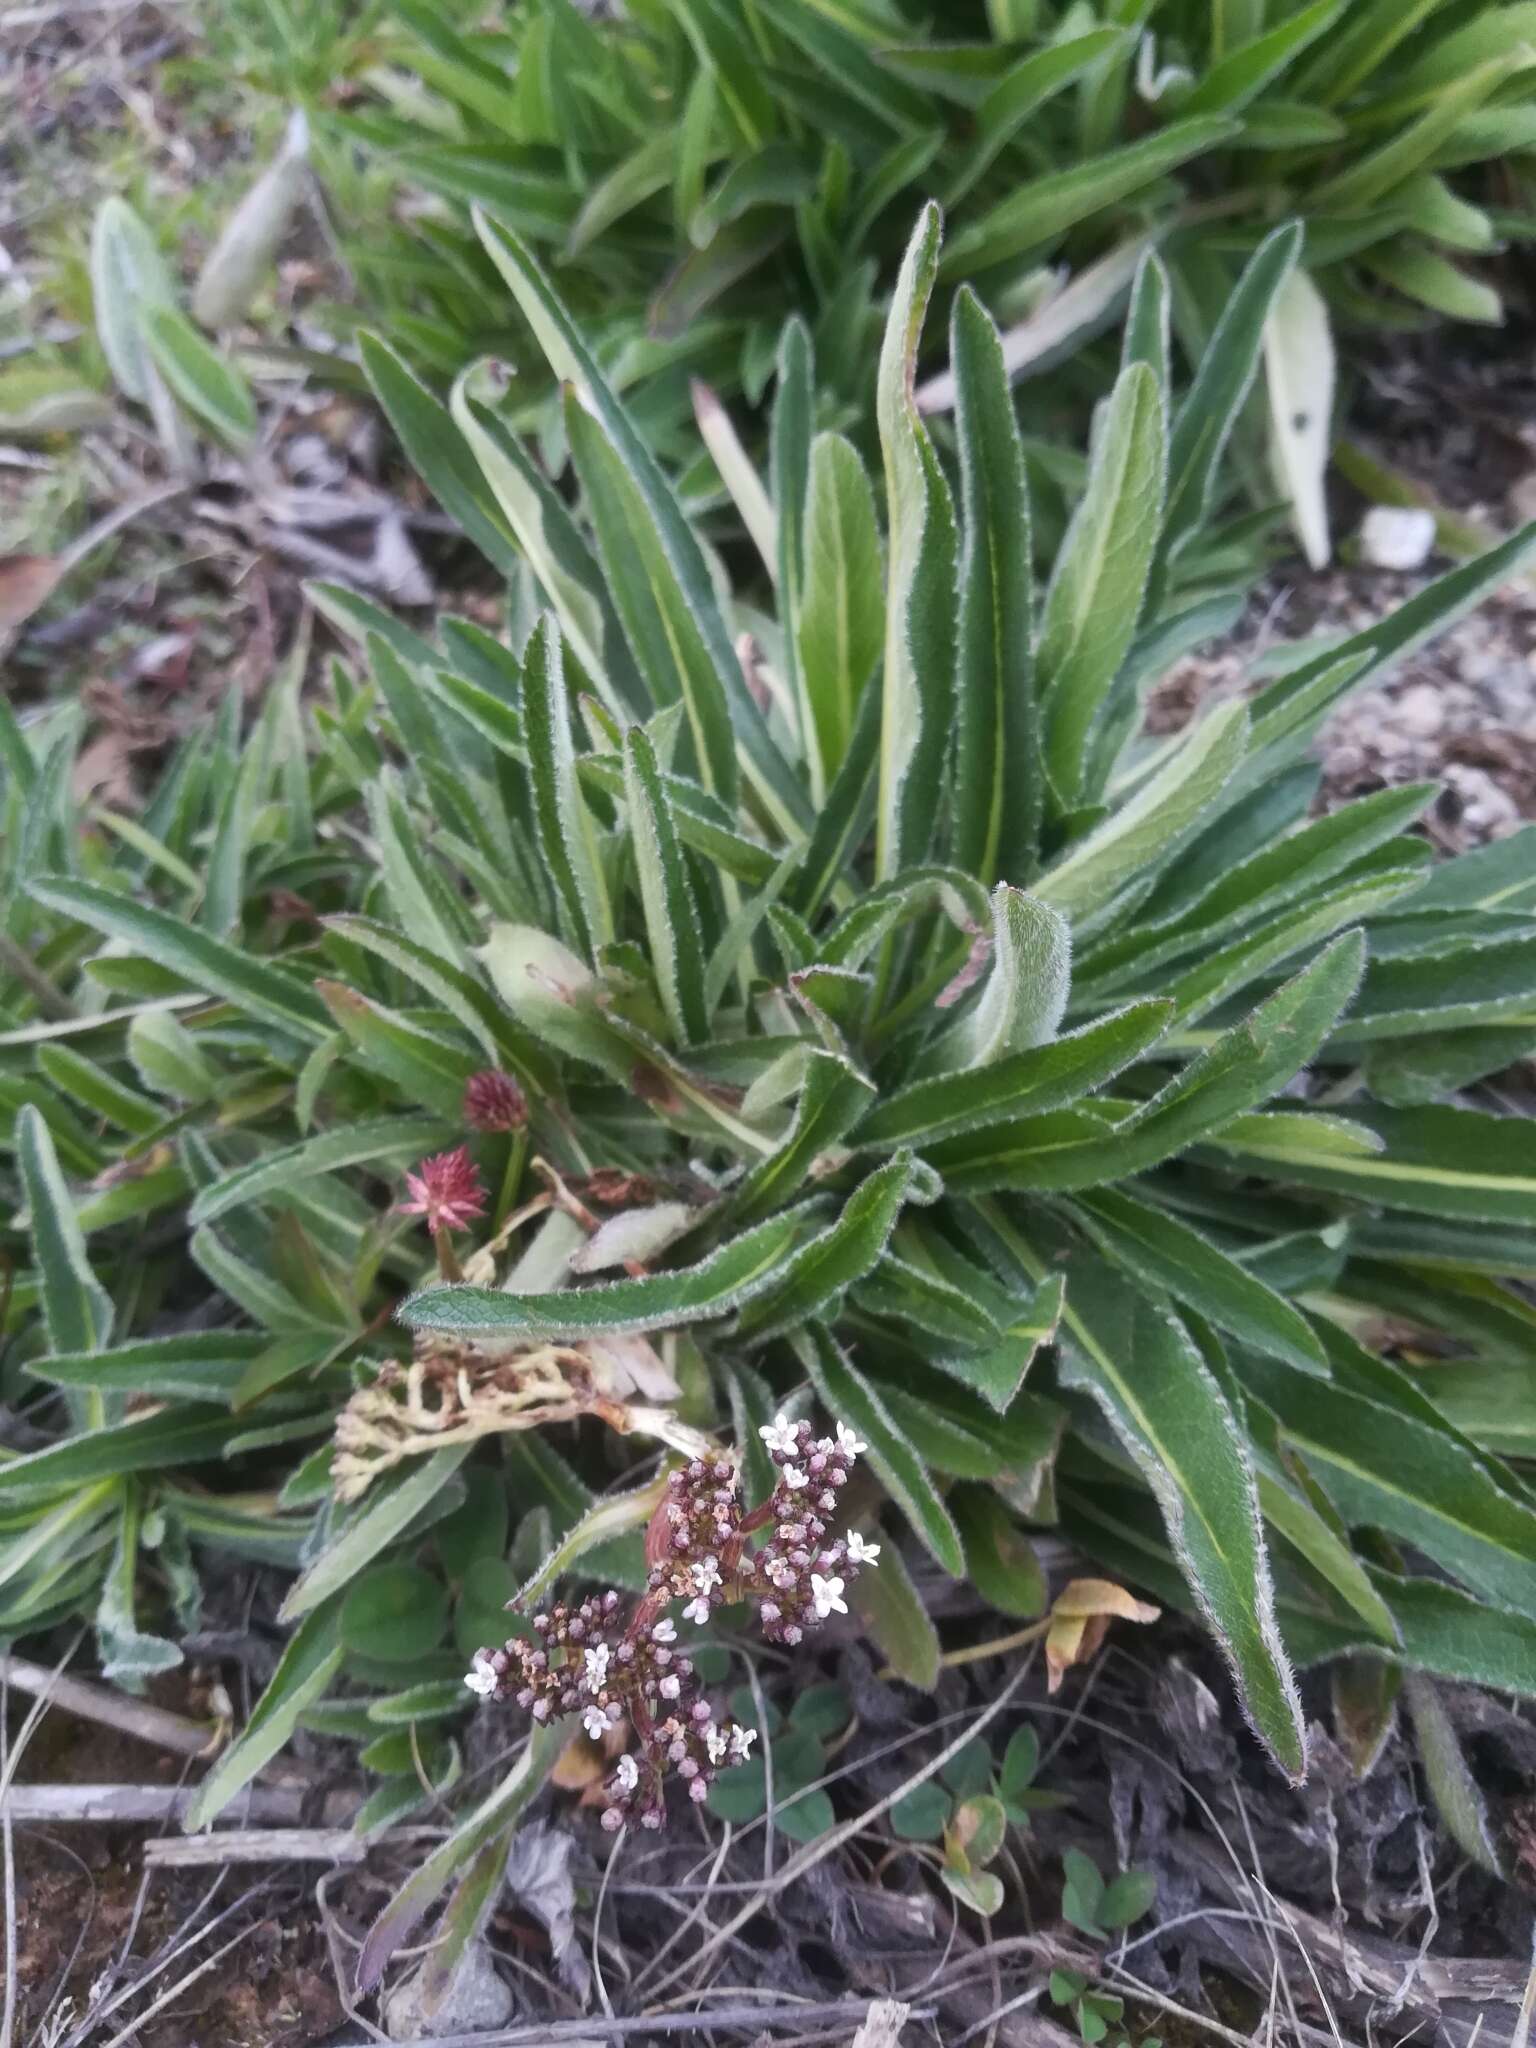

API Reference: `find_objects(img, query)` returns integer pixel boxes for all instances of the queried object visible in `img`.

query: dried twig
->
[0,1653,218,1758]
[144,1826,373,1868]
[329,1997,938,2045]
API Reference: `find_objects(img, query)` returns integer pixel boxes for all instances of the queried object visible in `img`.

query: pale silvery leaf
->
[1263,265,1334,570]
[875,202,957,880]
[192,109,311,330]
[570,1202,699,1274]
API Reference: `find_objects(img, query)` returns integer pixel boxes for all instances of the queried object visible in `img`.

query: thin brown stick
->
[145,1826,369,1868]
[0,1783,358,1826]
[0,1652,217,1757]
[353,1996,940,2045]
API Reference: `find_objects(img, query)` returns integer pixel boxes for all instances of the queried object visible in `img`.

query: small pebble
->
[1394,683,1444,740]
[1359,506,1436,572]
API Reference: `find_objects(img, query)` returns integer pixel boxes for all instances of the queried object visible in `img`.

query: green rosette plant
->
[4,203,1536,1971]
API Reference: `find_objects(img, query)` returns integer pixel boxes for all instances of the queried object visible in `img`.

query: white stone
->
[1393,683,1444,739]
[1359,507,1436,573]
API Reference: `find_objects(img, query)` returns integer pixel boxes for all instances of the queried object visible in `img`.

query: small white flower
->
[583,1644,610,1693]
[705,1724,729,1765]
[782,1464,808,1491]
[615,1754,639,1791]
[659,1673,681,1699]
[652,1618,677,1644]
[729,1724,757,1762]
[682,1594,711,1625]
[464,1662,497,1698]
[811,1572,848,1620]
[582,1705,608,1741]
[760,1412,801,1456]
[836,1421,867,1459]
[846,1530,881,1567]
[692,1555,721,1594]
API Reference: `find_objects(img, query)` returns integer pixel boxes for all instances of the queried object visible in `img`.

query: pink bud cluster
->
[464,1414,880,1830]
[463,1068,528,1133]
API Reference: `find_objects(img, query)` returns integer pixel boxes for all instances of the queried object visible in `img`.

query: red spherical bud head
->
[464,1069,528,1133]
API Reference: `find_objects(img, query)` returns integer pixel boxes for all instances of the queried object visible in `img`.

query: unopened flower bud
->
[464,1067,529,1133]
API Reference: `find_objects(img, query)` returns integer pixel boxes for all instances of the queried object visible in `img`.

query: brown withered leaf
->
[0,553,63,632]
[1044,1578,1160,1692]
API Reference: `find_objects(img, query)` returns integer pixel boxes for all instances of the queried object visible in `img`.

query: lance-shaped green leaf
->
[524,613,610,957]
[769,317,813,756]
[876,203,958,880]
[1064,1185,1325,1372]
[950,287,1036,880]
[857,999,1170,1148]
[940,118,1238,280]
[1313,54,1524,214]
[0,1406,241,1502]
[931,1273,1065,1414]
[17,1104,112,1358]
[624,723,709,1046]
[855,1254,1001,1350]
[324,915,552,1089]
[1237,1352,1536,1620]
[1036,701,1249,921]
[852,1530,940,1690]
[282,1446,472,1620]
[1182,0,1343,115]
[355,1720,566,1993]
[29,875,330,1040]
[954,1486,1047,1617]
[1057,1262,1306,1778]
[317,983,476,1119]
[1208,1101,1536,1226]
[452,380,647,722]
[1161,222,1301,564]
[401,1203,816,1340]
[474,213,808,832]
[1330,935,1536,1044]
[515,1473,668,1610]
[184,1603,345,1831]
[730,1050,876,1226]
[1365,1570,1536,1697]
[736,1154,918,1338]
[1039,361,1165,802]
[564,394,738,804]
[934,934,1364,1190]
[96,1488,184,1688]
[582,754,777,889]
[1404,1673,1504,1875]
[1078,781,1436,992]
[800,1324,964,1577]
[919,886,1070,1076]
[1157,863,1424,1030]
[144,306,257,450]
[187,1115,453,1227]
[360,336,522,581]
[90,196,175,404]
[944,28,1130,204]
[27,1332,271,1405]
[796,431,884,798]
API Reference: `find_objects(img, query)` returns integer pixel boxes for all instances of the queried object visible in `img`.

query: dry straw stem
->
[0,1650,217,1756]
